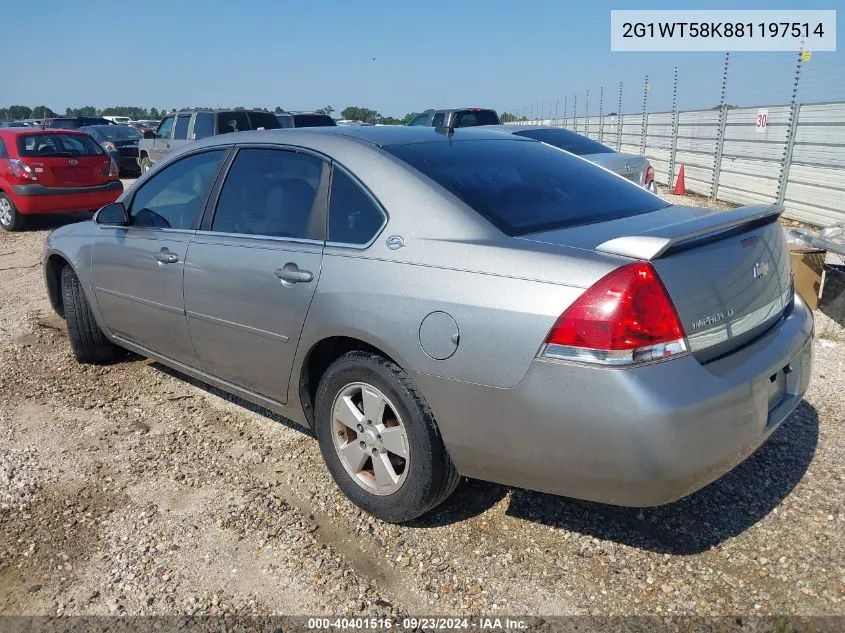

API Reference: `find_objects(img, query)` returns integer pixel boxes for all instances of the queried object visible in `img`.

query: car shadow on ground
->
[497,401,820,554]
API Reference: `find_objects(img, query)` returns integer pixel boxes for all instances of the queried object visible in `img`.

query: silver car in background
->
[487,125,658,193]
[43,127,813,523]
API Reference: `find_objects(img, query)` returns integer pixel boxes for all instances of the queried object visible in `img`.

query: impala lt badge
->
[690,308,735,331]
[753,261,770,279]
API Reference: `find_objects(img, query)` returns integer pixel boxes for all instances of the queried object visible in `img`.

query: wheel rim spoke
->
[335,394,363,431]
[361,387,386,424]
[372,452,400,488]
[379,427,408,459]
[338,441,369,473]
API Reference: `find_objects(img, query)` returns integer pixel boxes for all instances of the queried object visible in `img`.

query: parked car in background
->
[0,121,28,128]
[0,128,121,231]
[43,116,115,130]
[276,111,337,128]
[43,126,811,523]
[103,116,131,125]
[79,125,142,176]
[407,108,500,128]
[336,120,374,127]
[138,109,280,173]
[489,125,657,193]
[130,120,158,136]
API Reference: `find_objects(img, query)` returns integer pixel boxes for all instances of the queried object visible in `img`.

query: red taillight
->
[645,164,655,184]
[542,262,687,366]
[9,159,38,182]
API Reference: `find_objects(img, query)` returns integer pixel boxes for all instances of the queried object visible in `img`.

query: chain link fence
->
[504,51,845,227]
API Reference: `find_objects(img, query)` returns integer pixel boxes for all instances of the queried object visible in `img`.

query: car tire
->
[314,351,460,523]
[0,192,24,232]
[139,155,152,173]
[61,266,121,364]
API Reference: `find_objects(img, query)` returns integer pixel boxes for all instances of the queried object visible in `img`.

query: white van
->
[103,115,131,125]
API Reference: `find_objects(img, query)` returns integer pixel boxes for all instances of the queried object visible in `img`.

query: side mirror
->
[143,130,155,139]
[94,202,129,226]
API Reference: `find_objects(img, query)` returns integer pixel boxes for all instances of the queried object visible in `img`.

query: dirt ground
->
[0,206,843,620]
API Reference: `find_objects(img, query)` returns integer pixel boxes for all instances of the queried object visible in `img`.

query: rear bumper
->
[12,181,123,214]
[415,296,814,507]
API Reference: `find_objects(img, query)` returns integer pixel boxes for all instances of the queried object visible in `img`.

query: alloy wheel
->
[331,382,409,496]
[0,198,12,228]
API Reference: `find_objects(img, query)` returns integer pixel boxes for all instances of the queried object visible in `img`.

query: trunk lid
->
[17,132,112,187]
[519,204,792,361]
[584,152,648,185]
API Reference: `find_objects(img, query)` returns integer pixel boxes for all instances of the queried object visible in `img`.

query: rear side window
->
[247,111,281,130]
[211,149,325,239]
[276,114,293,128]
[431,113,445,127]
[193,112,214,139]
[129,149,227,230]
[216,111,250,134]
[453,110,499,127]
[514,128,615,155]
[292,114,336,128]
[328,169,385,245]
[384,139,668,236]
[173,114,191,140]
[0,139,7,158]
[16,134,103,157]
[408,113,430,127]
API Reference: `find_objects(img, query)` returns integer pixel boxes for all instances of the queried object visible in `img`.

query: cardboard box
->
[789,245,826,310]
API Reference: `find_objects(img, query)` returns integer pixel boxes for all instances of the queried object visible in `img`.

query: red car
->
[0,128,122,231]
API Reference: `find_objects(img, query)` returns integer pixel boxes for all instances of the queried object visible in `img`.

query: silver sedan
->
[43,126,813,522]
[485,125,658,193]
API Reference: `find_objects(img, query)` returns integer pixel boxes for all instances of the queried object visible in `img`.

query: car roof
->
[0,127,89,137]
[279,125,529,147]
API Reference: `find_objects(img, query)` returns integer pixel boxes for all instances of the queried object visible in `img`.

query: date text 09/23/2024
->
[307,617,528,630]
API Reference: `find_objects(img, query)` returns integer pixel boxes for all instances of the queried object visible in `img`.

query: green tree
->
[377,116,404,126]
[341,106,380,124]
[500,112,519,123]
[8,105,32,119]
[401,112,420,125]
[317,105,334,116]
[149,107,160,119]
[273,106,285,114]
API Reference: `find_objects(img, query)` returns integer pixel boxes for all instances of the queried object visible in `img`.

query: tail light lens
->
[645,164,655,184]
[9,159,38,182]
[541,262,688,366]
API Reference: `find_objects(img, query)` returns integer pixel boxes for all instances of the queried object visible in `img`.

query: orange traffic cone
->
[673,164,686,195]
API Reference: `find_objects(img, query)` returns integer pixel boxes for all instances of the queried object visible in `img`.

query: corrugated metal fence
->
[510,100,845,227]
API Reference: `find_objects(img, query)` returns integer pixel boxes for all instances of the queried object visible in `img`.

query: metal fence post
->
[777,44,805,206]
[598,86,604,143]
[640,75,649,155]
[668,66,679,187]
[563,96,567,129]
[616,82,623,151]
[573,93,578,133]
[585,90,590,138]
[711,52,730,198]
[554,98,559,126]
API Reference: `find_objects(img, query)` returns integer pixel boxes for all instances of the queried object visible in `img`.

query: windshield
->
[81,125,142,141]
[17,133,104,157]
[513,128,615,155]
[384,138,668,236]
[293,114,336,128]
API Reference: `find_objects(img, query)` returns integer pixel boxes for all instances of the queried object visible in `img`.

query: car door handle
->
[274,264,313,284]
[154,251,179,264]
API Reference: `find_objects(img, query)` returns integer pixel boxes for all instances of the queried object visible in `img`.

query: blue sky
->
[5,0,842,117]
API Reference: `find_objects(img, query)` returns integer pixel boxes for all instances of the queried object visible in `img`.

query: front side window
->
[173,114,191,140]
[128,149,227,230]
[328,169,385,245]
[193,112,214,139]
[246,111,281,130]
[211,148,325,239]
[156,117,174,139]
[0,139,7,159]
[408,114,429,127]
[431,113,445,127]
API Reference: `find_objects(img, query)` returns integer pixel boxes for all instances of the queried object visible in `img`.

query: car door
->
[150,116,174,162]
[183,146,328,402]
[91,148,229,365]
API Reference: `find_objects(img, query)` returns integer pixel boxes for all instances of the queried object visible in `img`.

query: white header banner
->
[611,10,836,52]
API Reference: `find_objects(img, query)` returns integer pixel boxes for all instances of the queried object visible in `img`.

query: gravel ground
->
[0,202,843,620]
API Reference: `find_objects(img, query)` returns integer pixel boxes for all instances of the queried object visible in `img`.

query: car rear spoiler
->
[595,204,784,260]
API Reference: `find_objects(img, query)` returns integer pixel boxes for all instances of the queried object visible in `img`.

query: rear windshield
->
[292,114,336,128]
[513,128,615,155]
[384,139,668,236]
[452,110,500,127]
[17,133,104,157]
[247,111,281,130]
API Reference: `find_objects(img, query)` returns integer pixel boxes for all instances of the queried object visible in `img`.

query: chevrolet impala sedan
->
[43,127,813,522]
